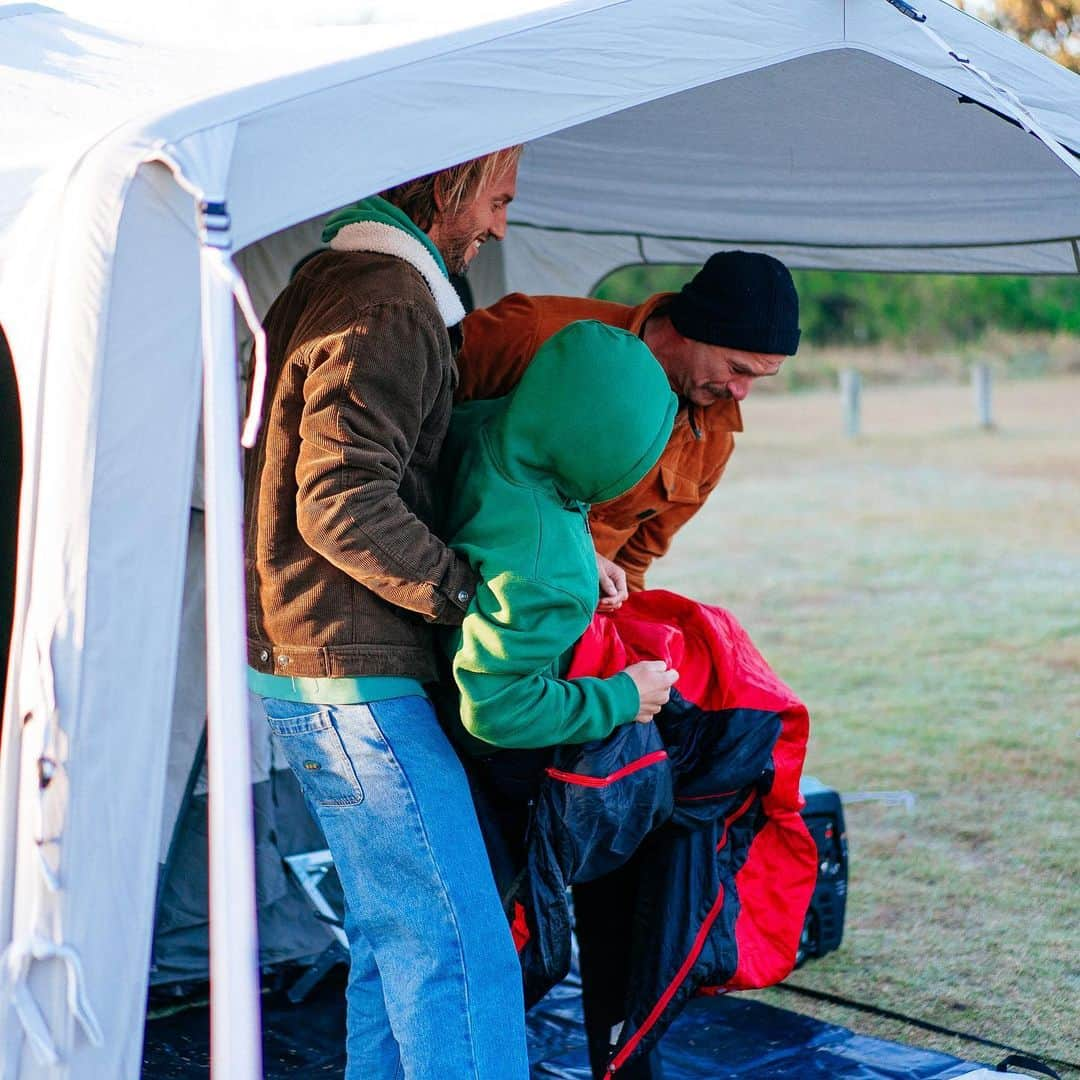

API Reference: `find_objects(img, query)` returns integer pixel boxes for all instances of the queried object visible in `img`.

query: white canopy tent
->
[0,1,1077,1077]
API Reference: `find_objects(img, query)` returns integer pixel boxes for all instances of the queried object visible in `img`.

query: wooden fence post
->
[840,369,861,438]
[972,362,994,429]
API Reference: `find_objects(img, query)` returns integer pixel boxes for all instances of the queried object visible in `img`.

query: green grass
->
[648,375,1080,1075]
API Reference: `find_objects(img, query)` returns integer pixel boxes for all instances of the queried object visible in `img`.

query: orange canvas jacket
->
[458,292,742,591]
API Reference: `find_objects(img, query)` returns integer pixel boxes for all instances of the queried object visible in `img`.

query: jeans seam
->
[367,701,482,1080]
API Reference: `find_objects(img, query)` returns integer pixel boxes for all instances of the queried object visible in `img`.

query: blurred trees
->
[960,0,1080,71]
[788,271,1080,348]
[593,266,1080,349]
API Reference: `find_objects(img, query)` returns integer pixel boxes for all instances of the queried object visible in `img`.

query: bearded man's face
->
[429,162,518,275]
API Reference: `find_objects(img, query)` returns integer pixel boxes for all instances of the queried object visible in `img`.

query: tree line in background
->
[594,266,1080,350]
[958,0,1080,72]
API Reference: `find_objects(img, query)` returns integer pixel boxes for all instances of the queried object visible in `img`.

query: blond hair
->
[379,146,523,232]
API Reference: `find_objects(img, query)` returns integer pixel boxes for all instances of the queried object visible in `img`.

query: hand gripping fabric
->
[522,589,818,1074]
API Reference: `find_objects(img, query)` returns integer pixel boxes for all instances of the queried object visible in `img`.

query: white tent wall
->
[1,158,205,1078]
[220,14,1080,316]
[158,0,1080,262]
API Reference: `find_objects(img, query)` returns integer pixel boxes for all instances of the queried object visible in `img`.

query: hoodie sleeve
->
[452,571,640,749]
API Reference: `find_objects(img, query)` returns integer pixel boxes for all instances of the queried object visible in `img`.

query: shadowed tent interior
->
[0,1,1077,1077]
[0,328,19,709]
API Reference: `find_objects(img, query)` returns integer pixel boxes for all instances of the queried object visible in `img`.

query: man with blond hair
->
[244,148,528,1080]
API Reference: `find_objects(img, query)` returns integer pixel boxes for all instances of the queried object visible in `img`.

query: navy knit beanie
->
[669,251,801,355]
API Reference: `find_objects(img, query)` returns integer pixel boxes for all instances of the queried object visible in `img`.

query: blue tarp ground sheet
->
[142,967,985,1078]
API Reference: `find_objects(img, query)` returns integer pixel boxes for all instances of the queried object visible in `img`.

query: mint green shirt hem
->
[247,668,426,705]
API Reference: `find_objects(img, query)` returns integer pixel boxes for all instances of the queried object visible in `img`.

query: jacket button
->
[259,649,269,663]
[277,654,290,668]
[456,590,470,604]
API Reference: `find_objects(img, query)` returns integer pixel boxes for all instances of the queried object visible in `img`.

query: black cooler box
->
[796,775,848,964]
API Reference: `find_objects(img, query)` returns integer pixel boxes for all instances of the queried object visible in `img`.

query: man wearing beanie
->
[457,251,800,595]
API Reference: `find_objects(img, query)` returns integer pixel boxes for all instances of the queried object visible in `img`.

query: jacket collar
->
[323,196,465,327]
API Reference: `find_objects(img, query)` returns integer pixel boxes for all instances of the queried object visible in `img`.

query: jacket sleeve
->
[295,300,478,625]
[456,293,543,402]
[607,427,737,591]
[452,573,640,748]
[609,502,699,593]
[609,465,726,592]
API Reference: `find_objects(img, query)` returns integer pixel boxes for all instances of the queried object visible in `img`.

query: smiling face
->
[427,160,519,275]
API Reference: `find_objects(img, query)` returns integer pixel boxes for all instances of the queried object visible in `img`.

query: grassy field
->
[647,374,1080,1075]
[762,330,1080,393]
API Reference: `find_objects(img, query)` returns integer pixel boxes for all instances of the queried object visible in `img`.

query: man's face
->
[429,161,519,275]
[667,337,786,407]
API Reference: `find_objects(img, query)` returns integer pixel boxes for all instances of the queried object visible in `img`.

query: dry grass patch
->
[764,331,1080,394]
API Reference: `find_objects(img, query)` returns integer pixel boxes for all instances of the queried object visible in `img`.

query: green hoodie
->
[444,320,678,749]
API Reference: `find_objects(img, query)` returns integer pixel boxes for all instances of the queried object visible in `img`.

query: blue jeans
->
[263,694,529,1080]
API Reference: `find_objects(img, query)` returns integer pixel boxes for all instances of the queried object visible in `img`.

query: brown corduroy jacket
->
[457,293,742,591]
[244,250,478,682]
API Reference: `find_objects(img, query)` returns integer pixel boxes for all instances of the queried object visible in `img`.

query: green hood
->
[490,320,677,505]
[442,320,675,751]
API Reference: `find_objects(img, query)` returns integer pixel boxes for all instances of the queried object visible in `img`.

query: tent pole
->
[199,217,263,1080]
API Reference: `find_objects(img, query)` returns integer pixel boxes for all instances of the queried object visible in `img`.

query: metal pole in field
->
[840,369,861,438]
[972,362,994,429]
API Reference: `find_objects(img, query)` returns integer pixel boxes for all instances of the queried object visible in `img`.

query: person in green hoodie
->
[441,321,681,1080]
[443,319,681,752]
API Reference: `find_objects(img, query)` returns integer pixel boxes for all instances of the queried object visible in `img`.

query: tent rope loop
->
[29,635,64,893]
[230,263,268,449]
[204,249,267,449]
[0,935,104,1066]
[33,837,61,894]
[196,198,268,448]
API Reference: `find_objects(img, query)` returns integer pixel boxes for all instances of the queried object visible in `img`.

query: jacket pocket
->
[659,464,701,505]
[266,706,365,808]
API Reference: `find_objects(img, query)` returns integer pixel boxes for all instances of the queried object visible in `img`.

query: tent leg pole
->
[200,244,263,1080]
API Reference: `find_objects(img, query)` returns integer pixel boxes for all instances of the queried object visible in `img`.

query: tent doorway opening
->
[0,324,20,710]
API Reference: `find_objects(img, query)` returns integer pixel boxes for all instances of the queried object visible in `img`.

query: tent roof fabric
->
[1,0,1079,282]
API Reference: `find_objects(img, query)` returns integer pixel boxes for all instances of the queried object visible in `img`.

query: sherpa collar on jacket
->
[322,195,466,327]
